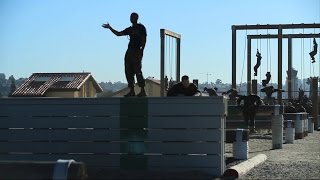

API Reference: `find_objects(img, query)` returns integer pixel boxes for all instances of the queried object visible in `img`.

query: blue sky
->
[1,0,319,84]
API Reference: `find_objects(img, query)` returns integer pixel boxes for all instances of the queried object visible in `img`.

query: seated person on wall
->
[167,75,200,96]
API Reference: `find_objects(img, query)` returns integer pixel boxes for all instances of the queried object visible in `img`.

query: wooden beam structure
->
[248,33,320,39]
[232,23,320,30]
[231,23,320,103]
[246,33,320,99]
[160,29,181,97]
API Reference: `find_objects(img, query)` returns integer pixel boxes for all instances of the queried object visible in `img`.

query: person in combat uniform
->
[167,75,200,96]
[103,12,147,97]
[237,94,262,133]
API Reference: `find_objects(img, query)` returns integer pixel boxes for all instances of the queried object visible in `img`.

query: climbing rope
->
[268,33,272,85]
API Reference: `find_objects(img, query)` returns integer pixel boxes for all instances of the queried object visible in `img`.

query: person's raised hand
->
[102,23,111,29]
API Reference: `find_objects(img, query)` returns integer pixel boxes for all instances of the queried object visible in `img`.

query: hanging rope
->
[259,37,262,83]
[317,29,320,80]
[268,36,272,84]
[165,36,168,78]
[310,37,313,77]
[240,29,248,93]
[168,36,172,80]
[266,29,269,72]
[302,29,306,90]
[310,37,311,77]
[300,37,304,90]
[170,37,174,80]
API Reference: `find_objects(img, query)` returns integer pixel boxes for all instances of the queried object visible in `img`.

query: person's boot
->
[249,127,257,134]
[124,88,135,97]
[137,87,147,97]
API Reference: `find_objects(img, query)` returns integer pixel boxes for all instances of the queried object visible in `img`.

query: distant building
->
[12,72,103,97]
[112,78,161,97]
[286,68,299,99]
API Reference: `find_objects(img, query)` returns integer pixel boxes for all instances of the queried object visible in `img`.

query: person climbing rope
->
[262,72,271,87]
[254,49,262,76]
[309,38,318,63]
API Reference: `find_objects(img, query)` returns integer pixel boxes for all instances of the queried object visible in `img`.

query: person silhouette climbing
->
[309,38,318,63]
[254,49,262,76]
[262,72,271,87]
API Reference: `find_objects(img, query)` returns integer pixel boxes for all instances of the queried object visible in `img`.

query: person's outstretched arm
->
[102,23,125,36]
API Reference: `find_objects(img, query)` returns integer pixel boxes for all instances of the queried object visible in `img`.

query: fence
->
[0,97,227,178]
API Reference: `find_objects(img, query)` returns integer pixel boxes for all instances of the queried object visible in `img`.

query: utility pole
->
[205,72,212,84]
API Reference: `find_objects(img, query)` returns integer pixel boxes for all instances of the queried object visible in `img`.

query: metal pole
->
[247,37,252,95]
[232,26,237,89]
[160,29,165,97]
[278,26,283,104]
[288,37,292,99]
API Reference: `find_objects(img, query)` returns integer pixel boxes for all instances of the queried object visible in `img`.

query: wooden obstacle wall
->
[0,97,227,178]
[226,105,284,129]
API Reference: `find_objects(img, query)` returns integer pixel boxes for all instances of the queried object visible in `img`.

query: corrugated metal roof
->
[12,73,103,96]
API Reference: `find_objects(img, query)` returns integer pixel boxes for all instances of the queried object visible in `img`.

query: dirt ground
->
[225,129,320,179]
[88,129,320,179]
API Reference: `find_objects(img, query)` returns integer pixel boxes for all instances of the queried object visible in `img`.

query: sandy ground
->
[224,129,320,179]
[88,129,320,179]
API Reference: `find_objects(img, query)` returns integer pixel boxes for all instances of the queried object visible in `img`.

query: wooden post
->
[247,37,252,95]
[288,37,293,99]
[252,79,257,95]
[160,29,165,97]
[232,26,237,89]
[176,37,181,83]
[160,29,181,97]
[311,77,319,129]
[277,25,283,104]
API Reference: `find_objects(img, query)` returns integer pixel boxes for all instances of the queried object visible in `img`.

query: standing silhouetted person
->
[103,12,147,97]
[237,94,262,133]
